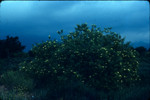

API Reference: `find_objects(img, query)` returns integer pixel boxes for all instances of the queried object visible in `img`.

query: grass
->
[0,85,31,100]
[0,85,150,100]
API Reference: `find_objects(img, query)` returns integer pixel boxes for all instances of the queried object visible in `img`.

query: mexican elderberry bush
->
[20,23,140,92]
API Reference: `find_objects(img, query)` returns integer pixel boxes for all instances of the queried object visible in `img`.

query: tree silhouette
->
[135,46,147,56]
[0,36,25,58]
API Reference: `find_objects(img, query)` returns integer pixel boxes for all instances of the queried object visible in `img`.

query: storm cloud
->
[0,1,149,51]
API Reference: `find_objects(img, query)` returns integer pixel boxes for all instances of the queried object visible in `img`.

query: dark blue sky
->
[0,1,149,51]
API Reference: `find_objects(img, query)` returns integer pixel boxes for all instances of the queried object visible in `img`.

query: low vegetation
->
[0,24,150,100]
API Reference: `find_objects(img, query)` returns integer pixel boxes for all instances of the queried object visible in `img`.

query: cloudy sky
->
[0,1,149,51]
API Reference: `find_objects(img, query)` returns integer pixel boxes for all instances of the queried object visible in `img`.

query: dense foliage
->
[20,23,140,92]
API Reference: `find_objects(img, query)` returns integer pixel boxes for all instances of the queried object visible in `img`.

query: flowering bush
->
[20,23,140,91]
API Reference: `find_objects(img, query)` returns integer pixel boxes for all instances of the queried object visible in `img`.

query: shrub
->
[20,23,140,92]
